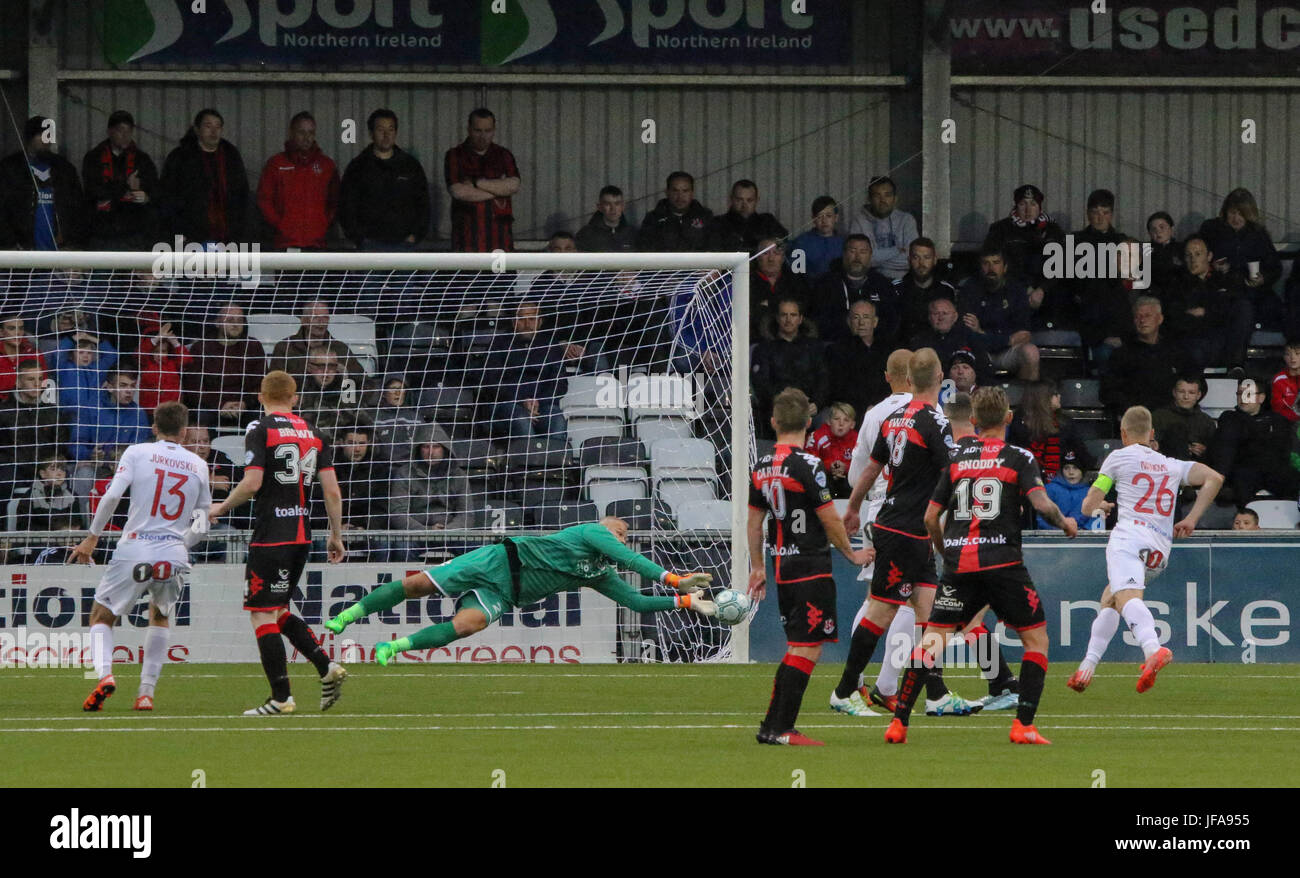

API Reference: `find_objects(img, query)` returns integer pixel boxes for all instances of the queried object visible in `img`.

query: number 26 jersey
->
[245,411,335,547]
[1097,443,1194,548]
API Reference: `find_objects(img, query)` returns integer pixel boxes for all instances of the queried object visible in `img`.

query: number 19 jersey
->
[1097,443,1194,549]
[245,411,335,547]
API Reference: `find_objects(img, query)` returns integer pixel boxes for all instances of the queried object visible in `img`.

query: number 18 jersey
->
[245,411,335,547]
[1097,443,1194,548]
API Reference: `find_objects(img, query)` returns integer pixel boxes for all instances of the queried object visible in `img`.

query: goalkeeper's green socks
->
[325,580,408,633]
[375,622,461,667]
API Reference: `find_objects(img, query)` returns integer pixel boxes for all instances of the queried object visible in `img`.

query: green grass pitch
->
[3,663,1297,788]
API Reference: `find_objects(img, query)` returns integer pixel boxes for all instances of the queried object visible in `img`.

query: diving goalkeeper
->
[325,517,717,665]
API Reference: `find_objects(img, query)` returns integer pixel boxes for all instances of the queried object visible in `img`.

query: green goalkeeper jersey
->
[425,522,679,612]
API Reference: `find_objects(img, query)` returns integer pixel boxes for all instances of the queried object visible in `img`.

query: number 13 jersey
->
[245,411,335,547]
[1097,443,1194,550]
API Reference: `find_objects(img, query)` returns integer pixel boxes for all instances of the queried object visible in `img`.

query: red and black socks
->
[764,652,816,733]
[255,622,292,702]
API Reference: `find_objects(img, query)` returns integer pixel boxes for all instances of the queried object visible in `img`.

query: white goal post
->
[0,249,753,663]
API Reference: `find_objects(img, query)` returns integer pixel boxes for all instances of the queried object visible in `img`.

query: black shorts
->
[244,543,309,612]
[928,564,1046,632]
[869,526,937,605]
[776,573,838,645]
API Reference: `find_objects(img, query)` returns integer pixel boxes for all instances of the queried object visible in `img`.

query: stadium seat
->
[521,485,579,525]
[1202,378,1238,419]
[606,498,675,531]
[210,435,244,466]
[674,499,732,531]
[1246,499,1300,529]
[583,465,648,486]
[1032,330,1085,381]
[561,373,620,419]
[5,487,30,531]
[636,417,693,456]
[650,438,716,486]
[329,314,379,374]
[247,313,300,350]
[1059,378,1102,409]
[1071,417,1113,441]
[627,373,696,421]
[588,481,648,516]
[537,501,600,528]
[463,505,526,532]
[566,417,625,456]
[506,438,571,484]
[999,382,1025,407]
[579,436,646,468]
[1084,437,1120,465]
[424,385,477,425]
[657,479,717,513]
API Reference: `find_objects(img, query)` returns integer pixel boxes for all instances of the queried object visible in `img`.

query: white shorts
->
[1105,529,1170,592]
[94,556,191,618]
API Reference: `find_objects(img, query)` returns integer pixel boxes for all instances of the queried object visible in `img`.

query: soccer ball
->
[713,589,752,626]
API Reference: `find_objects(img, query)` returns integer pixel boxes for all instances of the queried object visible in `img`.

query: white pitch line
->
[4,671,1300,680]
[4,711,1300,722]
[4,723,1300,733]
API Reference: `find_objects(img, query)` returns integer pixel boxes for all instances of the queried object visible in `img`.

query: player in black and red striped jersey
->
[885,386,1077,745]
[834,349,986,717]
[748,388,871,746]
[209,371,349,716]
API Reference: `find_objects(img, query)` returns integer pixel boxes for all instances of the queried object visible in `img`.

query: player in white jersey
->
[1070,406,1222,694]
[830,349,915,716]
[71,401,211,712]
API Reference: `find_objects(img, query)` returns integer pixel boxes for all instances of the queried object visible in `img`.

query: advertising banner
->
[0,563,619,667]
[102,0,848,68]
[750,535,1298,663]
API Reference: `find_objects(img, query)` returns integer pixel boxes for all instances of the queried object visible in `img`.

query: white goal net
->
[0,251,751,665]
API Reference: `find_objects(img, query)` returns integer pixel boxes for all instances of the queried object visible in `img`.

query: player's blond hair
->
[972,386,1010,429]
[772,387,811,434]
[1121,405,1153,439]
[261,370,297,405]
[885,348,912,383]
[908,348,942,393]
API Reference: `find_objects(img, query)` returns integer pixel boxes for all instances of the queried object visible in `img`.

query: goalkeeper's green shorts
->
[425,545,514,624]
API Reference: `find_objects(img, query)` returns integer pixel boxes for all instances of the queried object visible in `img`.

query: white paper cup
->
[1248,260,1261,279]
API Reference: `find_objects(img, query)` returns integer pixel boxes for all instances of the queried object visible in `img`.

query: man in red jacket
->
[257,111,339,250]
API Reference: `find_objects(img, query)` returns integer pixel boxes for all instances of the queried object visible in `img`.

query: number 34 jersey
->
[245,411,335,547]
[749,443,835,584]
[930,436,1044,574]
[1097,443,1194,549]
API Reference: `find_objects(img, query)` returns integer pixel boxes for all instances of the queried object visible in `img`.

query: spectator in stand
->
[270,300,358,378]
[671,271,733,376]
[87,444,132,535]
[947,347,979,396]
[956,245,1040,381]
[810,234,897,345]
[1100,297,1192,417]
[181,423,243,561]
[54,333,115,431]
[310,420,388,560]
[982,184,1066,330]
[575,185,637,252]
[17,454,83,531]
[1038,450,1089,530]
[257,111,339,250]
[750,237,809,340]
[826,299,890,422]
[158,109,249,245]
[482,302,568,441]
[0,361,66,498]
[751,297,828,437]
[0,316,48,399]
[1197,188,1283,329]
[0,115,85,250]
[1270,340,1300,423]
[636,171,713,252]
[184,302,264,429]
[81,110,158,250]
[1146,211,1182,294]
[532,232,612,375]
[69,370,150,503]
[1152,375,1215,463]
[805,401,857,498]
[1009,379,1090,482]
[787,196,843,280]
[1162,235,1252,372]
[1210,377,1297,505]
[848,175,917,280]
[1071,189,1131,368]
[706,179,787,253]
[297,344,363,440]
[1232,508,1260,530]
[909,295,995,387]
[389,422,468,560]
[340,109,430,250]
[135,312,192,414]
[37,309,98,360]
[444,108,520,252]
[370,375,429,463]
[894,237,956,344]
